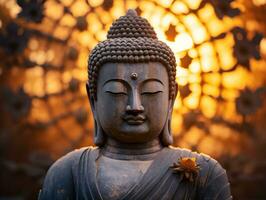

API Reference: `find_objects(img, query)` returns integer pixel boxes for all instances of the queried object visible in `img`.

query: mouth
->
[122,115,146,125]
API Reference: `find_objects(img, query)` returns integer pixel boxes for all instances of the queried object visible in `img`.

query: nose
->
[126,88,144,115]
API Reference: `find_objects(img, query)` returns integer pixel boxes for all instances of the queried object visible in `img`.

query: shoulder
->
[167,146,229,181]
[167,146,232,199]
[166,146,225,179]
[38,146,94,200]
[167,146,226,174]
[46,147,91,176]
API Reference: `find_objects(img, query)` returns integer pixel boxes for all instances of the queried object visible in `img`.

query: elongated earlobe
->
[160,95,176,146]
[86,82,106,146]
[94,119,105,146]
[160,116,173,146]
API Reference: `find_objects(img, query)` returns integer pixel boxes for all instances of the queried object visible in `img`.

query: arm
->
[38,150,83,200]
[199,158,232,200]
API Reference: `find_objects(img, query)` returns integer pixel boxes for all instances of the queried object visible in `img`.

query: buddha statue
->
[39,9,232,200]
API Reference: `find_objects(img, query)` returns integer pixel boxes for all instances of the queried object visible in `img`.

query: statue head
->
[86,9,178,147]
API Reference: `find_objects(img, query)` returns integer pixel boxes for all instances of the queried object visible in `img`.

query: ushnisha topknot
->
[88,9,177,100]
[107,9,157,39]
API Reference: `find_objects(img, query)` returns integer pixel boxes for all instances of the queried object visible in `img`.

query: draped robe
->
[38,147,232,200]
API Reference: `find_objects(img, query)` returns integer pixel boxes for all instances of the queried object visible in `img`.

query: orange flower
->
[170,157,200,182]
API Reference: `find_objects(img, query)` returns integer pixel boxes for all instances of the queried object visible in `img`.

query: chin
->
[114,128,160,143]
[115,135,154,144]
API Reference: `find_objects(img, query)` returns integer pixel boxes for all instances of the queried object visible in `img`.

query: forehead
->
[97,62,168,83]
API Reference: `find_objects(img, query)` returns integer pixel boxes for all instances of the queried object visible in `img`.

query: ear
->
[86,81,105,146]
[172,82,178,104]
[169,82,178,111]
[86,81,96,116]
[160,82,178,146]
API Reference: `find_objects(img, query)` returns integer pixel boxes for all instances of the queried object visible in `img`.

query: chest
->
[97,156,152,200]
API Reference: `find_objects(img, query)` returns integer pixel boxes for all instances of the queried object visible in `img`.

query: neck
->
[101,137,163,160]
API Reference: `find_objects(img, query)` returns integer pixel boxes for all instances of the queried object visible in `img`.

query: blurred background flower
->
[0,0,265,199]
[16,0,46,23]
[206,0,240,19]
[232,27,263,69]
[0,22,29,54]
[236,87,262,115]
[0,87,32,120]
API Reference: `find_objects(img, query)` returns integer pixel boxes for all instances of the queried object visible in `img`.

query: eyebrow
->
[141,78,164,85]
[103,78,164,88]
[103,79,129,87]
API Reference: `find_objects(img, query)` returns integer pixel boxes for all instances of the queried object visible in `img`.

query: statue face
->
[92,62,171,143]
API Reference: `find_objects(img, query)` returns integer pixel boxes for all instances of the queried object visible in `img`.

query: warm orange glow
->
[32,0,258,155]
[71,0,90,16]
[45,1,64,20]
[222,68,248,89]
[46,71,62,94]
[1,1,266,198]
[1,0,264,159]
[184,94,200,109]
[201,95,217,117]
[24,67,45,96]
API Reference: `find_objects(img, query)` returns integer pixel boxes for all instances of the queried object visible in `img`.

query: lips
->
[122,115,146,125]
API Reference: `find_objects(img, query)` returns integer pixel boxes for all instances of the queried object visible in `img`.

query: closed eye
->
[105,91,127,95]
[103,80,128,96]
[141,80,164,95]
[141,91,163,95]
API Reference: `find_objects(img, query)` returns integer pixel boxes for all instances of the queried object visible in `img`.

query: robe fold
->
[38,147,232,200]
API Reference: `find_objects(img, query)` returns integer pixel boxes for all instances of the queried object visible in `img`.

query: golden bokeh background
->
[0,0,266,199]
